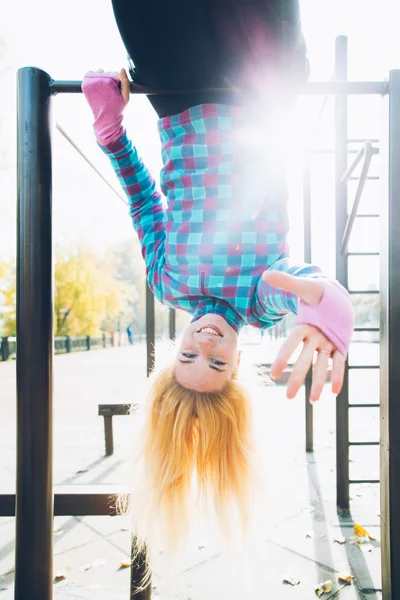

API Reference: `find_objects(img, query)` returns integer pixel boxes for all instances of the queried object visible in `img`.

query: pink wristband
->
[295,279,354,357]
[81,73,126,146]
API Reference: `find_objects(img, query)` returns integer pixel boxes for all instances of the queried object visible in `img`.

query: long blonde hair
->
[119,361,260,572]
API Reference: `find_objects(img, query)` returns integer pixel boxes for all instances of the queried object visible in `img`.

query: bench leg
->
[104,416,114,456]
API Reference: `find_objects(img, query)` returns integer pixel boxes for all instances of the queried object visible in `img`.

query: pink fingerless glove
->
[295,279,354,357]
[81,73,126,147]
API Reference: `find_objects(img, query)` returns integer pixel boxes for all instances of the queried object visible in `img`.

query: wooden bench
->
[98,403,138,456]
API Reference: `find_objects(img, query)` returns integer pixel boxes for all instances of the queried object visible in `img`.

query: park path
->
[0,342,381,599]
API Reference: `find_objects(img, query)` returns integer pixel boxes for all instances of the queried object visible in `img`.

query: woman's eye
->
[182,353,197,359]
[211,358,226,366]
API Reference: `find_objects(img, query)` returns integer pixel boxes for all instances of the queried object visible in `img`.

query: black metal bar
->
[0,488,124,518]
[309,148,372,155]
[130,539,152,599]
[15,67,54,600]
[349,441,380,446]
[349,289,379,295]
[1,337,9,361]
[146,283,155,377]
[349,480,380,485]
[341,144,376,256]
[349,404,380,408]
[349,175,379,181]
[348,365,380,369]
[349,137,380,144]
[169,308,176,341]
[380,68,400,600]
[354,327,380,332]
[357,213,380,218]
[335,36,350,511]
[348,251,380,256]
[303,152,313,452]
[50,79,389,96]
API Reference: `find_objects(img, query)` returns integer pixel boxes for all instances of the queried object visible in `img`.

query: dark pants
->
[111,0,307,118]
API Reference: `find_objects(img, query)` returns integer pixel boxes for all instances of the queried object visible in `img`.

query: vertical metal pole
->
[146,283,155,377]
[1,337,10,362]
[303,152,313,452]
[380,69,400,600]
[15,67,54,600]
[130,540,152,599]
[335,37,350,510]
[169,308,176,340]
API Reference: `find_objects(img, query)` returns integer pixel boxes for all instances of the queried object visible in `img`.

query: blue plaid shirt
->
[102,103,320,332]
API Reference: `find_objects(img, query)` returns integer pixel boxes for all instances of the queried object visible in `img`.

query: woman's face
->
[174,314,239,392]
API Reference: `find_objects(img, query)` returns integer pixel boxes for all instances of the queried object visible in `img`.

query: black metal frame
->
[15,67,54,600]
[7,47,399,599]
[380,69,400,600]
[302,151,313,452]
[334,36,350,512]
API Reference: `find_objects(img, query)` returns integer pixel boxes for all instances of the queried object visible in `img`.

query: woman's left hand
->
[263,270,346,402]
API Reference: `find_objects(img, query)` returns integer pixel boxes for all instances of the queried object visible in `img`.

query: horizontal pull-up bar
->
[51,79,389,96]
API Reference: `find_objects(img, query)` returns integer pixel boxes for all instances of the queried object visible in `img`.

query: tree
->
[54,247,121,336]
[106,238,190,338]
[0,261,16,336]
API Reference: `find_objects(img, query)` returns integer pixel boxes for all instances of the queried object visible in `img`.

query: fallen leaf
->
[120,561,131,569]
[76,469,89,474]
[283,574,300,586]
[315,580,333,596]
[338,572,352,584]
[79,563,92,573]
[334,536,346,545]
[354,523,376,541]
[306,531,313,539]
[54,573,66,583]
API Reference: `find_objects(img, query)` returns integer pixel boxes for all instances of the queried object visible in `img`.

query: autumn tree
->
[54,247,121,336]
[0,261,16,336]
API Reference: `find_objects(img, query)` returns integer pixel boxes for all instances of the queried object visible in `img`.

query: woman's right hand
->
[81,68,130,147]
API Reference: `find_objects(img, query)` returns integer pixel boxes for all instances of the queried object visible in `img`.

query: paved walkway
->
[0,342,381,599]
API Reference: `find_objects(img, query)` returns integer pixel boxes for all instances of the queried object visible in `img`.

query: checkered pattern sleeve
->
[100,133,166,300]
[251,258,322,325]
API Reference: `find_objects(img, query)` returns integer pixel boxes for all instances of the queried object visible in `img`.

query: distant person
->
[126,324,133,345]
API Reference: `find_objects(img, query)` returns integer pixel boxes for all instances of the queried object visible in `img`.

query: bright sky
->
[0,0,396,288]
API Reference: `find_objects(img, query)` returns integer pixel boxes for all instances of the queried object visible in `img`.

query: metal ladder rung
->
[354,327,379,332]
[356,213,380,218]
[348,365,379,370]
[349,479,380,485]
[349,175,379,181]
[349,403,380,408]
[349,290,379,295]
[349,441,379,446]
[348,138,379,144]
[348,251,379,256]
